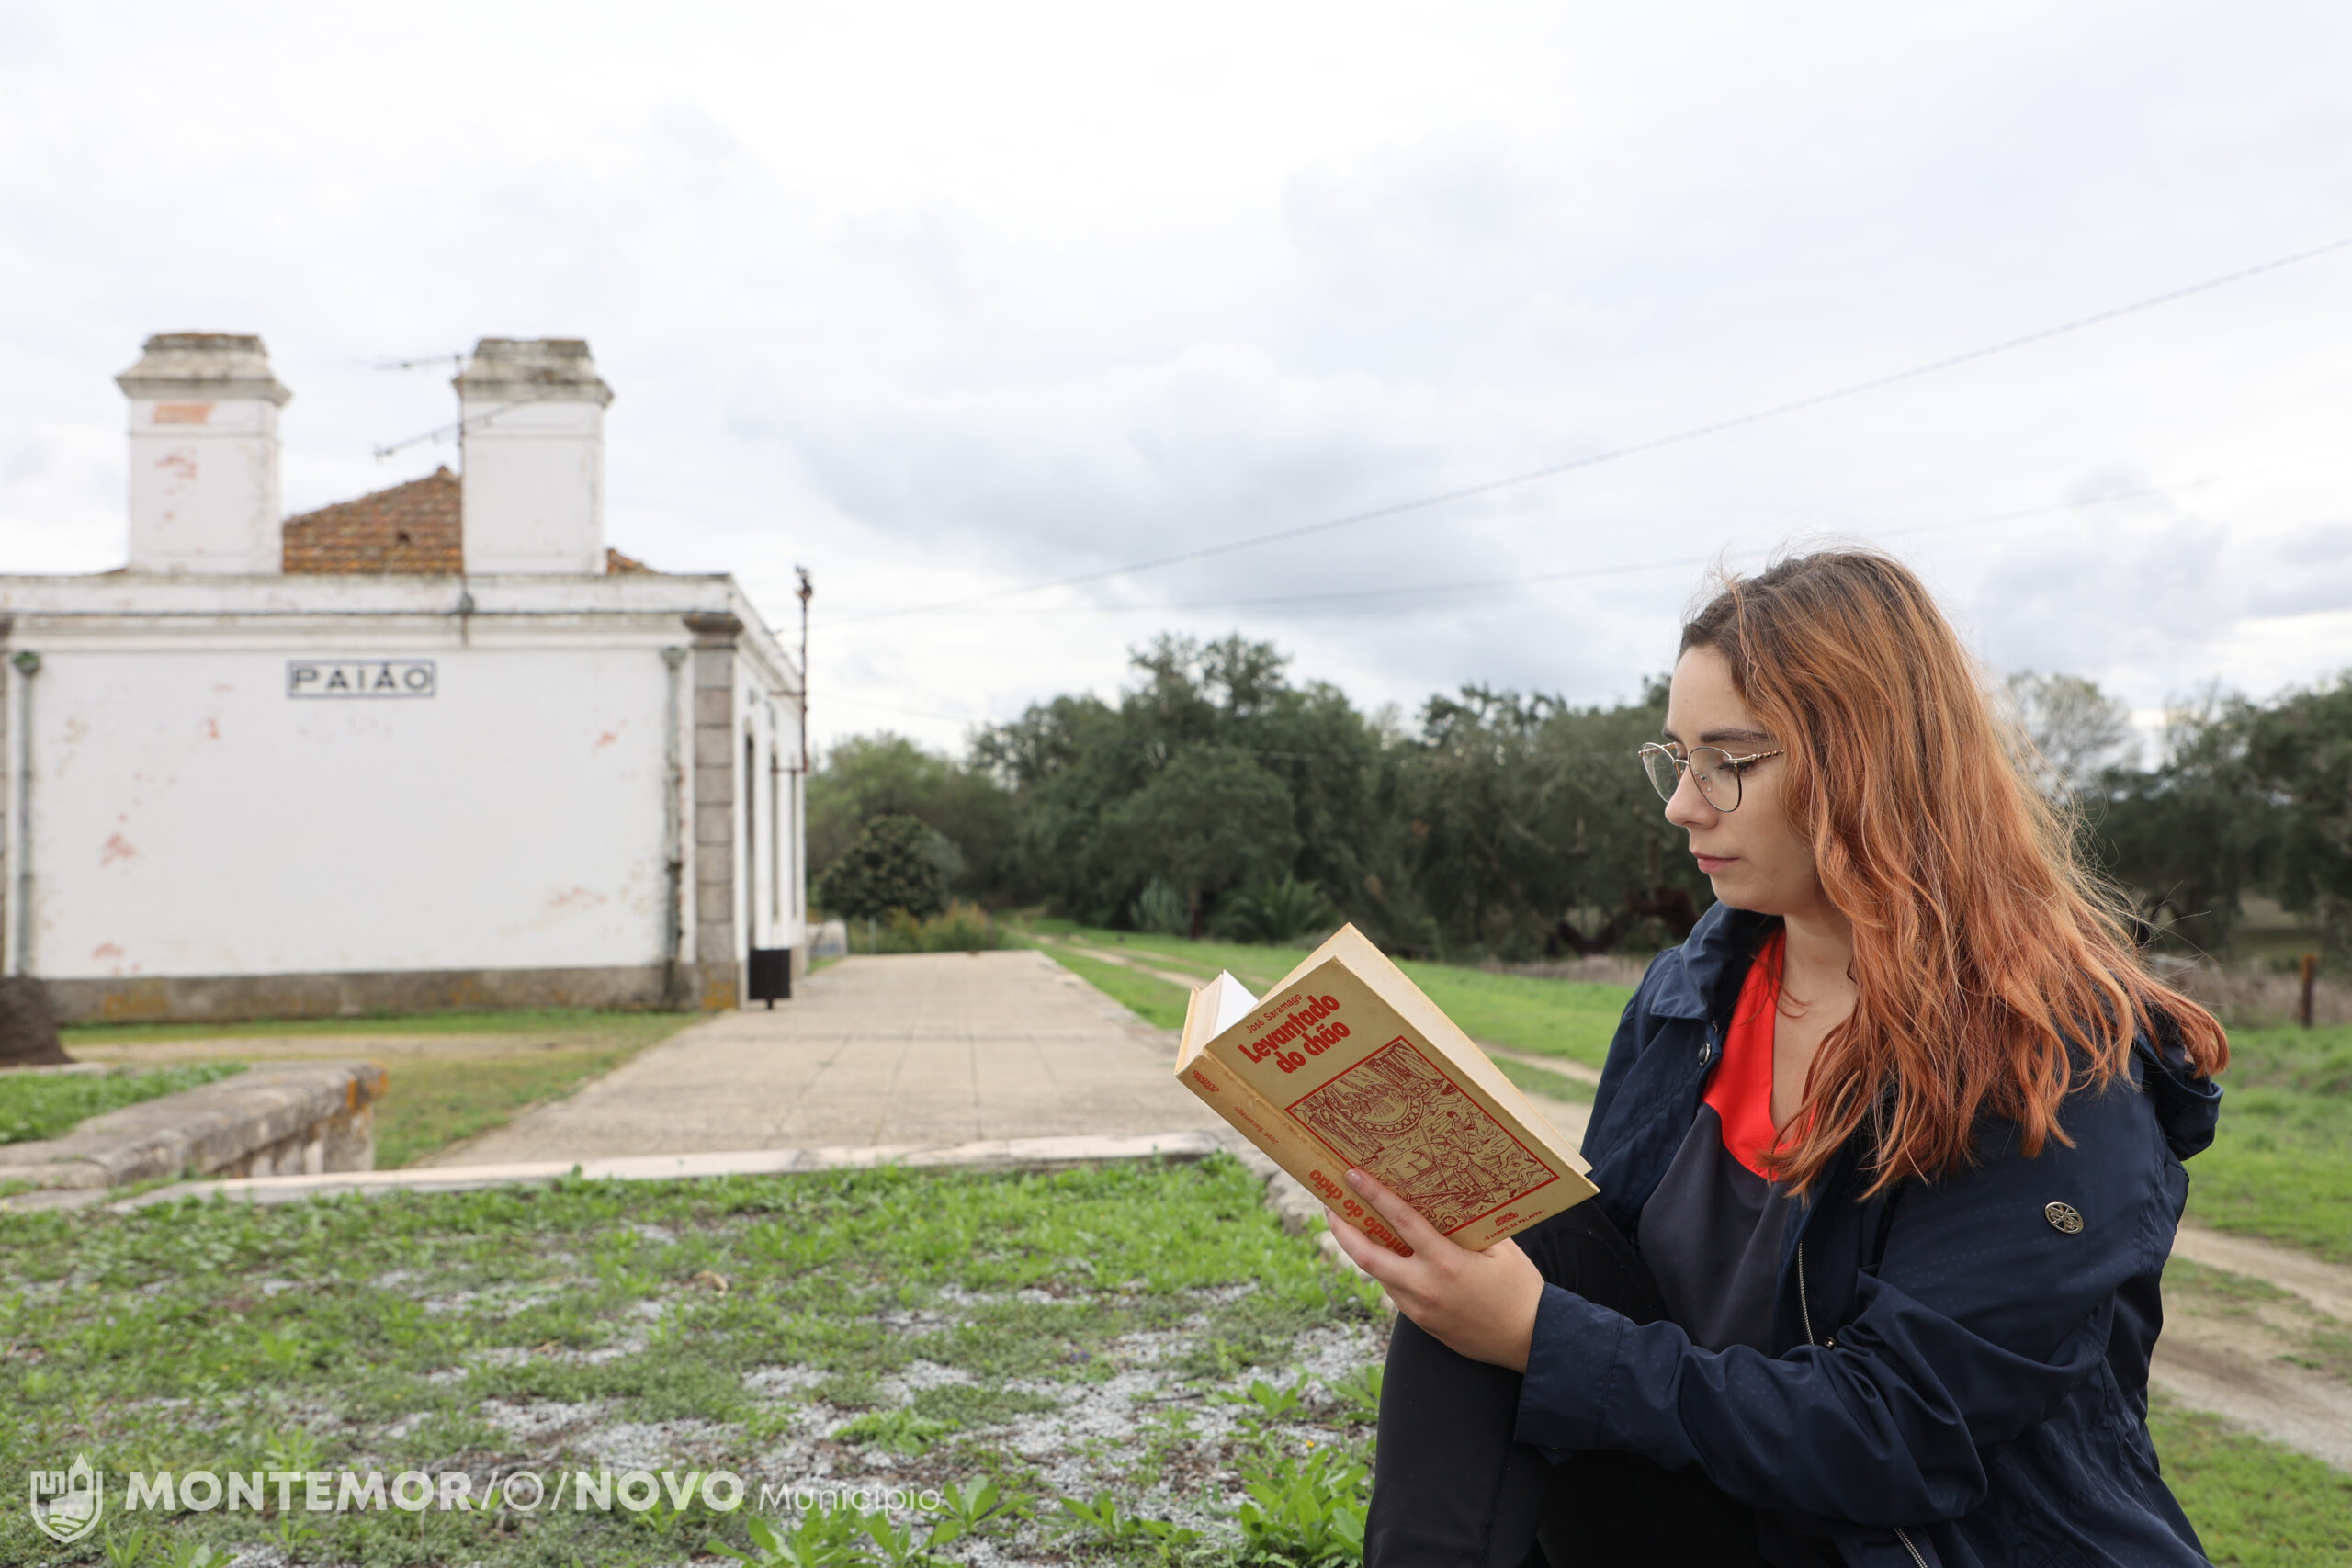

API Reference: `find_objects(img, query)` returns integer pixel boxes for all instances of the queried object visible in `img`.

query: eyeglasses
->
[1638,741,1785,812]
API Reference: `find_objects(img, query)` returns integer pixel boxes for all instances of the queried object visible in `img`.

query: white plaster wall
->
[124,399,283,574]
[20,635,672,978]
[739,683,808,955]
[460,401,605,575]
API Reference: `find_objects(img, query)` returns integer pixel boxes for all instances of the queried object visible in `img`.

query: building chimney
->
[115,333,291,574]
[455,339,614,575]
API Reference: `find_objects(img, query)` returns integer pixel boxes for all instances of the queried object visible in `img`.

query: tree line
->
[811,634,2351,961]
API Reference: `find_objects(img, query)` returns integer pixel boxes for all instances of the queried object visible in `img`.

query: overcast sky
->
[3,2,2347,758]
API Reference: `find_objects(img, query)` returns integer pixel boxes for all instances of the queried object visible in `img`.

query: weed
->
[1325,1363,1384,1426]
[855,1508,941,1567]
[924,1476,1024,1548]
[263,1423,326,1475]
[1175,1291,1337,1380]
[1240,1374,1311,1424]
[1056,1491,1205,1562]
[1234,1446,1370,1567]
[100,1522,155,1568]
[1131,1403,1204,1481]
[907,1382,1059,1426]
[269,1506,326,1560]
[257,1328,308,1376]
[833,1406,956,1455]
[715,1508,876,1568]
[810,1370,884,1409]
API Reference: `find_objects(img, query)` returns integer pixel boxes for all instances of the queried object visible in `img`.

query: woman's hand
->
[1325,1168,1546,1372]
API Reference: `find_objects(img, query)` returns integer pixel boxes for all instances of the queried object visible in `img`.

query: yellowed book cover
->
[1174,923,1597,1254]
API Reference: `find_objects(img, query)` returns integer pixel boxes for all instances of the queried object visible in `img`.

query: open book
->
[1175,924,1597,1254]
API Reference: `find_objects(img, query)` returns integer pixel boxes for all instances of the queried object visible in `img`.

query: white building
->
[0,333,806,1021]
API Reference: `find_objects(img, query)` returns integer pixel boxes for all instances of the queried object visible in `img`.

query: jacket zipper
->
[1797,1244,1928,1568]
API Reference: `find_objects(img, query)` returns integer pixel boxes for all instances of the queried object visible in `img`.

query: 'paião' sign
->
[287,660,437,698]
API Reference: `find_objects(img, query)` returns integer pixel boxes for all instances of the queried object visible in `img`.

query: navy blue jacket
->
[1515,901,2221,1568]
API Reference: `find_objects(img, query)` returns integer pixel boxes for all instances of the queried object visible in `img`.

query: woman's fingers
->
[1323,1206,1398,1280]
[1345,1168,1448,1253]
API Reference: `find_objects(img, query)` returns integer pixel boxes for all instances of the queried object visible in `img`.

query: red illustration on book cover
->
[1286,1037,1561,1235]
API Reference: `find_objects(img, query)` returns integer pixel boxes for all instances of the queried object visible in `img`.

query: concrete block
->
[694,687,732,726]
[694,769,734,806]
[694,647,734,687]
[696,884,734,924]
[695,728,735,768]
[0,1061,386,1190]
[695,804,734,843]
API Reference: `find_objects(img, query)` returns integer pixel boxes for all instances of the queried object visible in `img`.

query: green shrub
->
[1130,876,1189,936]
[816,814,950,922]
[1215,874,1339,946]
[848,901,1010,954]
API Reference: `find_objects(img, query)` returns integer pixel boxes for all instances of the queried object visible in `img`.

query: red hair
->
[1681,550,2227,1197]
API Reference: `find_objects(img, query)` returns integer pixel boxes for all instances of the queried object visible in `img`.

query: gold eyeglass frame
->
[1638,741,1786,812]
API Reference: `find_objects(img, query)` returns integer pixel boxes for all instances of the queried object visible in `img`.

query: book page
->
[1204,972,1258,1037]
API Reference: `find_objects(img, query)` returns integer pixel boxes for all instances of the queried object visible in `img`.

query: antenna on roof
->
[376,352,467,373]
[370,349,480,463]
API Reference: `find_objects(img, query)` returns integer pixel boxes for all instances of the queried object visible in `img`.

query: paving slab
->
[425,950,1223,1164]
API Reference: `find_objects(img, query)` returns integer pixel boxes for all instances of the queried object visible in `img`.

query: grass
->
[0,1063,246,1145]
[2146,1399,2352,1566]
[2189,1023,2352,1264]
[1046,946,1196,1031]
[1393,964,1629,1069]
[370,1044,658,1168]
[0,1155,2335,1566]
[1490,1055,1598,1105]
[0,1155,1383,1567]
[62,1008,697,1169]
[1025,921,1634,1066]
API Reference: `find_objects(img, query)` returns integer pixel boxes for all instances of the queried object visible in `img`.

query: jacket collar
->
[1645,898,1776,1022]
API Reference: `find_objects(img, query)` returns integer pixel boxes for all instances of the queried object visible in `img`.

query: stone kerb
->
[0,1060,386,1195]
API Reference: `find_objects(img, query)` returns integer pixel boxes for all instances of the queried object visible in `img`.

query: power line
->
[826,234,2352,628]
[842,478,2199,620]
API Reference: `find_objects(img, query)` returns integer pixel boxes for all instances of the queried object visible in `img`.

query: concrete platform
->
[424,949,1226,1165]
[0,1060,385,1191]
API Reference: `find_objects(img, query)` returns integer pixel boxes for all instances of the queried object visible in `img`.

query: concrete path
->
[426,951,1223,1165]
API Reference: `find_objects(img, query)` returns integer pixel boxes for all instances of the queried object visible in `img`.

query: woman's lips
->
[1692,853,1736,874]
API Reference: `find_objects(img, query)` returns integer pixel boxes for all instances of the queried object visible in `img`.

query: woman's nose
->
[1663,770,1716,829]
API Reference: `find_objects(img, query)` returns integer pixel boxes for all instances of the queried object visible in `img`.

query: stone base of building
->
[43,962,742,1024]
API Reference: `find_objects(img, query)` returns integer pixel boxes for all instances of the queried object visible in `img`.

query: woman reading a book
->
[1329,549,2228,1568]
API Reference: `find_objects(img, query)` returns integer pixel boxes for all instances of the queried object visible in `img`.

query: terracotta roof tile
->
[282,468,461,574]
[278,468,657,576]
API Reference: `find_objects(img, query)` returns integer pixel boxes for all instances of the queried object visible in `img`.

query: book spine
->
[1176,1055,1410,1256]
